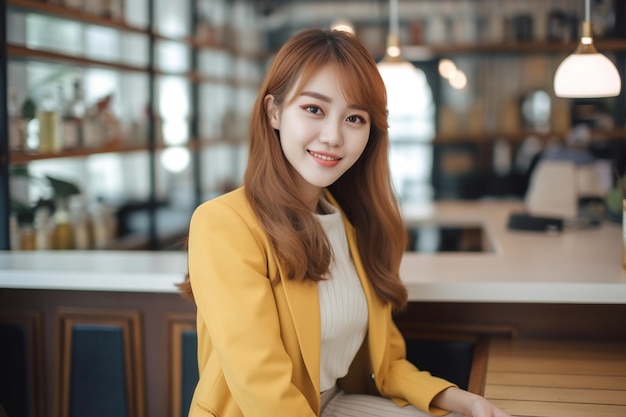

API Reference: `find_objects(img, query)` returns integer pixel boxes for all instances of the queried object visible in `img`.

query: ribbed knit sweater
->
[315,198,368,392]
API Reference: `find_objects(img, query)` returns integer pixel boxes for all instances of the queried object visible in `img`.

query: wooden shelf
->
[7,44,149,72]
[375,39,626,60]
[7,46,262,86]
[433,131,563,144]
[432,128,626,144]
[9,142,150,164]
[190,38,269,61]
[7,0,148,34]
[424,128,626,145]
[187,71,259,88]
[426,39,626,55]
[191,138,247,149]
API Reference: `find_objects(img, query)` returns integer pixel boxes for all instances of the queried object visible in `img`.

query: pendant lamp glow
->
[553,0,621,98]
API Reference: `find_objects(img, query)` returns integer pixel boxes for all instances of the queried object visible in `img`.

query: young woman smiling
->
[181,28,511,417]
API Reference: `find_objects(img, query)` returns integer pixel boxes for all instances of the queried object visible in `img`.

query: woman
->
[181,28,510,417]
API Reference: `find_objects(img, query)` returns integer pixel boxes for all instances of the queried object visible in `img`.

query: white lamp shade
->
[377,60,435,139]
[554,52,622,98]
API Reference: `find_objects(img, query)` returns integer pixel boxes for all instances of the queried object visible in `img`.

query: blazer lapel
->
[280,266,321,398]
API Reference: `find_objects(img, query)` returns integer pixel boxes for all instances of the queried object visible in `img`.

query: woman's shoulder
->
[193,186,250,215]
[191,186,256,227]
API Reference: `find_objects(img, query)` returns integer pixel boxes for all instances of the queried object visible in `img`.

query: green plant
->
[9,171,82,226]
[46,175,81,199]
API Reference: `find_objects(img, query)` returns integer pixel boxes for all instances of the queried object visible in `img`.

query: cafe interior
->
[1,0,625,416]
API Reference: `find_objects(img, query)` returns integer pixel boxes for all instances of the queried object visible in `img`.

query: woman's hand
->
[468,395,511,417]
[432,387,511,417]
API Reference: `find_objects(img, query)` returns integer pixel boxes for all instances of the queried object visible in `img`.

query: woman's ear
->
[264,94,280,130]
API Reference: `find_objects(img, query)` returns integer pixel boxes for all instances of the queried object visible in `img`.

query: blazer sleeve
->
[188,199,317,417]
[379,315,457,416]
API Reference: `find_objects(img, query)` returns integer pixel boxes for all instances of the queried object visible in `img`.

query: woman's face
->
[265,64,371,209]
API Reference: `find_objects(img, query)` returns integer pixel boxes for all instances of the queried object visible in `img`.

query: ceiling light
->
[377,0,429,137]
[553,0,621,98]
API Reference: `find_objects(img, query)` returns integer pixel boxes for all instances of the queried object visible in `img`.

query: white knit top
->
[315,198,368,392]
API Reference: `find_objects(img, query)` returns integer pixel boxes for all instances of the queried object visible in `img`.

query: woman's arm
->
[432,386,511,417]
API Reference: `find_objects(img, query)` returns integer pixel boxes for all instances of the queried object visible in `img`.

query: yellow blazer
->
[187,187,454,417]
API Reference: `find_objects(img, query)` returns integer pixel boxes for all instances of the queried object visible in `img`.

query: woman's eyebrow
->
[300,91,331,103]
[300,91,367,111]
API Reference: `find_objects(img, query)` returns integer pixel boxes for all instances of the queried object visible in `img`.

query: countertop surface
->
[399,200,625,304]
[1,201,625,304]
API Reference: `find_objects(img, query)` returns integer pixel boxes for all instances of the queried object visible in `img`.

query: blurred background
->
[2,0,625,251]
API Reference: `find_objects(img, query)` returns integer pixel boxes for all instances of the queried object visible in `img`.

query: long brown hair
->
[245,28,407,310]
[179,29,407,309]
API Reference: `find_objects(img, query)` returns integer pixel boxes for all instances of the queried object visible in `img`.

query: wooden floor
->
[484,338,626,417]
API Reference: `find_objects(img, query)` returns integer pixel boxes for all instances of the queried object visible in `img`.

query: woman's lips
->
[308,150,341,167]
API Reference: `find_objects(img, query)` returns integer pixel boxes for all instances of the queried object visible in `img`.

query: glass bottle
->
[9,213,20,251]
[91,197,116,249]
[19,225,36,251]
[52,199,75,250]
[34,206,53,250]
[71,197,94,250]
[37,89,62,154]
[62,80,86,149]
[21,96,39,151]
[8,88,25,151]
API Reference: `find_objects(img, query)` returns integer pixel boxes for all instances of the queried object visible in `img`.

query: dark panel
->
[69,324,128,417]
[181,330,198,417]
[405,338,474,391]
[0,324,29,417]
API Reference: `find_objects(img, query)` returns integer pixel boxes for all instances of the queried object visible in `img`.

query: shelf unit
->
[1,0,266,251]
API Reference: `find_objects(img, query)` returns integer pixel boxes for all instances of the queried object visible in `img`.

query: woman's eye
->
[305,105,323,115]
[347,115,365,124]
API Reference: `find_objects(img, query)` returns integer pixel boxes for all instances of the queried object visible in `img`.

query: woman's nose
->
[319,120,343,146]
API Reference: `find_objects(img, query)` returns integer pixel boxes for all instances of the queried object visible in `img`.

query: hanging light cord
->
[578,0,595,51]
[384,0,402,60]
[389,0,398,38]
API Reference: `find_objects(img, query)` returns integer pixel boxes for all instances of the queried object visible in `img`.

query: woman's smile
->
[308,150,342,167]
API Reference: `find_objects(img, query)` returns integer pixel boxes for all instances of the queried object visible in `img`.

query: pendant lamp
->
[553,0,622,98]
[377,0,419,81]
[377,0,433,138]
